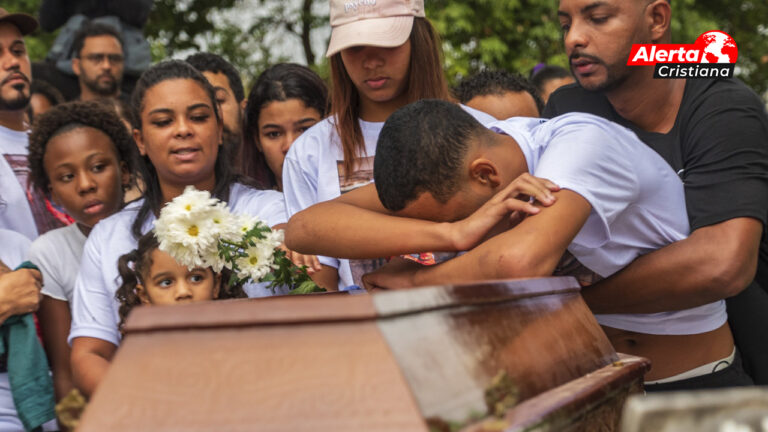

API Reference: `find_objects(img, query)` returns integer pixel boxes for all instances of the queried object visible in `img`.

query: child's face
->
[256,98,322,185]
[137,249,220,306]
[134,79,222,192]
[43,126,128,234]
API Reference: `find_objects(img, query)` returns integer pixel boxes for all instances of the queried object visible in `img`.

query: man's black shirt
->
[544,77,768,383]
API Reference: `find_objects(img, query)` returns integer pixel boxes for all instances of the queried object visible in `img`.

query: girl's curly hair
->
[28,99,139,195]
[115,231,246,335]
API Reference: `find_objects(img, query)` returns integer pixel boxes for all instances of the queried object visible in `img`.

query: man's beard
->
[0,85,30,111]
[570,52,632,94]
[83,73,120,96]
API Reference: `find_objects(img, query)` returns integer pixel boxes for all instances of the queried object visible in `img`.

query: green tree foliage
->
[427,0,767,95]
[1,0,766,95]
[145,0,327,89]
[426,0,567,85]
[0,0,57,62]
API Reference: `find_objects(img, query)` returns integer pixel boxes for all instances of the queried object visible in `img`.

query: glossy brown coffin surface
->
[462,354,650,432]
[79,277,625,431]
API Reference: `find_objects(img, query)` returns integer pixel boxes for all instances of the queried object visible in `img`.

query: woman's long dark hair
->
[115,232,245,335]
[329,18,452,177]
[129,60,240,239]
[241,63,328,188]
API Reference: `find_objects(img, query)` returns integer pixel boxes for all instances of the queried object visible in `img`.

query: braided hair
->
[115,231,246,335]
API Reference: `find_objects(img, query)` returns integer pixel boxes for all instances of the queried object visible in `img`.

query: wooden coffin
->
[78,277,649,431]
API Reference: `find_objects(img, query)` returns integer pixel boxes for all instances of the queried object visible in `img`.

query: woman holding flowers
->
[68,61,288,398]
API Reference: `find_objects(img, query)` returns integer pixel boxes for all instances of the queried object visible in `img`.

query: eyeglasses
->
[83,53,124,65]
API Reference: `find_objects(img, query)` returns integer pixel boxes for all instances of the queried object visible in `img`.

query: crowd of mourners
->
[0,0,767,430]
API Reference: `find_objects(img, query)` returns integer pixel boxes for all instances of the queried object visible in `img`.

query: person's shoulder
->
[489,116,545,135]
[684,78,765,111]
[548,82,585,100]
[545,83,612,117]
[231,183,282,201]
[547,112,625,130]
[460,104,498,125]
[542,113,644,155]
[29,224,81,252]
[88,200,143,239]
[229,183,284,209]
[287,117,336,157]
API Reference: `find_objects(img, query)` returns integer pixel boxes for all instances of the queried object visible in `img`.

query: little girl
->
[115,232,245,334]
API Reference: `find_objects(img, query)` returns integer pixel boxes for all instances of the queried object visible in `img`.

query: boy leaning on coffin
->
[285,99,755,391]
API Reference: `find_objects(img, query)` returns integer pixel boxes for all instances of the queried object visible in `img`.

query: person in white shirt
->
[68,61,288,398]
[290,99,743,388]
[26,100,139,407]
[283,0,494,290]
[0,9,66,239]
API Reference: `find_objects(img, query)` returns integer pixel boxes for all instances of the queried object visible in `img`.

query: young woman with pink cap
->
[282,0,495,290]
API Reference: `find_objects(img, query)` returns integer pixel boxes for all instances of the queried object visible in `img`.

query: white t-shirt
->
[0,228,29,268]
[491,113,726,335]
[0,126,37,240]
[283,105,496,290]
[28,223,87,303]
[68,184,287,346]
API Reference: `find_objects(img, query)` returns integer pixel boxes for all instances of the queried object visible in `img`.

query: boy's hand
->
[280,245,323,274]
[362,257,424,291]
[449,174,560,251]
[0,269,43,316]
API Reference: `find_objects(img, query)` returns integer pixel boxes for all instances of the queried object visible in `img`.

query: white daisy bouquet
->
[153,186,322,294]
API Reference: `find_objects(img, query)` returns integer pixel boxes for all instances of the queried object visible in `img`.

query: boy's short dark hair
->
[72,22,123,58]
[185,52,245,102]
[28,100,138,193]
[530,65,572,94]
[454,70,544,115]
[374,100,485,211]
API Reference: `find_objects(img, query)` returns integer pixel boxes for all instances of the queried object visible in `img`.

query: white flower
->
[151,186,289,285]
[268,228,284,246]
[155,216,219,269]
[208,201,239,241]
[235,242,277,282]
[160,185,219,220]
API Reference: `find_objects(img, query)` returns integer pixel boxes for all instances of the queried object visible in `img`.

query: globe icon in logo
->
[695,31,738,64]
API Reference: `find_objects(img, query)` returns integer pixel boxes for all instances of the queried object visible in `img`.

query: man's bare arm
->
[363,190,590,289]
[285,176,557,259]
[285,184,460,258]
[584,217,761,313]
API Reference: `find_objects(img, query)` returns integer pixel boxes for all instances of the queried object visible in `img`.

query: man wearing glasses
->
[71,22,124,102]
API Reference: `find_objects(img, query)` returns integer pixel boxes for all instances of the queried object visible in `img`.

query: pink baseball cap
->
[326,0,425,57]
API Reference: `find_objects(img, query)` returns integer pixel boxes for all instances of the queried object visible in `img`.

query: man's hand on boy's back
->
[447,173,560,251]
